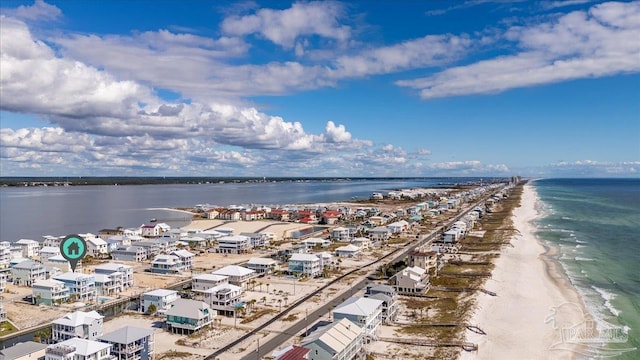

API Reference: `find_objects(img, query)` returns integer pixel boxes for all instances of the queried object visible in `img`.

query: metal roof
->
[99,325,154,344]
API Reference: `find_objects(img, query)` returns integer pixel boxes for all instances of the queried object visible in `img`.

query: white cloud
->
[549,160,640,175]
[428,160,511,174]
[221,1,350,49]
[1,0,61,22]
[397,1,640,99]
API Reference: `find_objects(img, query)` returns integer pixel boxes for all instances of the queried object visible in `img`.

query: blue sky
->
[1,0,639,177]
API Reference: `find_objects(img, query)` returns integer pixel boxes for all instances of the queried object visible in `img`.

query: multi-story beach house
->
[267,209,290,221]
[239,232,269,248]
[94,263,134,291]
[300,238,331,249]
[216,235,251,254]
[53,272,96,302]
[408,250,438,274]
[0,302,6,323]
[42,235,65,248]
[150,254,182,274]
[141,289,179,314]
[33,278,70,305]
[45,255,82,273]
[165,299,215,335]
[45,338,113,360]
[0,241,11,269]
[367,227,392,242]
[203,283,243,316]
[135,242,161,257]
[211,265,256,289]
[192,274,229,292]
[39,246,61,263]
[11,260,46,286]
[52,310,104,341]
[364,284,399,323]
[335,244,361,258]
[332,297,383,338]
[0,272,7,293]
[288,254,322,278]
[0,341,47,360]
[98,326,155,360]
[111,246,147,262]
[330,227,351,242]
[387,220,409,234]
[86,237,109,258]
[351,237,371,250]
[170,250,195,270]
[245,257,278,275]
[140,223,169,238]
[391,266,430,295]
[15,239,40,259]
[300,318,364,360]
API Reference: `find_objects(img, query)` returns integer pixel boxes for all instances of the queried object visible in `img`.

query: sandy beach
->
[462,184,584,360]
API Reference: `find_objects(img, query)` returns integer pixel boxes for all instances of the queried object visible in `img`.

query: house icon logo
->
[60,234,87,262]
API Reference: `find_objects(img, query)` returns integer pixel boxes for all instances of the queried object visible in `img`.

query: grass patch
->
[0,322,18,336]
[281,314,298,322]
[240,309,277,324]
[157,351,192,359]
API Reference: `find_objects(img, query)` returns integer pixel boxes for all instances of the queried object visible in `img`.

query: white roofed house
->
[211,265,256,289]
[15,239,40,259]
[240,232,269,248]
[203,283,243,317]
[98,326,155,360]
[111,246,147,262]
[300,238,331,249]
[288,254,321,278]
[192,274,228,292]
[165,299,215,335]
[46,255,82,273]
[364,284,398,324]
[33,278,70,305]
[94,274,119,297]
[367,227,392,242]
[39,246,61,263]
[0,241,11,269]
[170,250,195,270]
[45,338,113,360]
[150,254,182,274]
[42,235,65,248]
[332,297,383,338]
[335,244,361,258]
[53,272,96,302]
[0,341,47,360]
[52,310,104,341]
[86,237,109,258]
[141,289,178,314]
[216,235,251,254]
[350,237,371,250]
[386,220,409,234]
[391,266,430,295]
[330,227,351,242]
[245,257,278,275]
[94,263,134,291]
[11,260,46,286]
[300,318,364,360]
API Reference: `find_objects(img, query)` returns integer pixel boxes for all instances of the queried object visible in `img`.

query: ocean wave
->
[575,239,588,244]
[576,245,586,249]
[592,286,621,317]
[575,256,595,261]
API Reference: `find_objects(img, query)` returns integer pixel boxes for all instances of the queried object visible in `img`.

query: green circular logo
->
[60,234,87,261]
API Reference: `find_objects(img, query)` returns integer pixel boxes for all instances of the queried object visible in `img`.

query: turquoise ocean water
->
[533,178,640,359]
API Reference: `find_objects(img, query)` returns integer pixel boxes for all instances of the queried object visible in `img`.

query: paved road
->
[207,185,505,360]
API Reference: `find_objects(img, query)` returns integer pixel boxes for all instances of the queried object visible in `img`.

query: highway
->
[206,184,506,360]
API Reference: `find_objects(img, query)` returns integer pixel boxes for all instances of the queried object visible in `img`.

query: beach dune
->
[462,184,583,359]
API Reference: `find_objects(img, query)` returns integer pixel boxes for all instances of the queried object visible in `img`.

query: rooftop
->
[333,296,383,317]
[99,325,154,344]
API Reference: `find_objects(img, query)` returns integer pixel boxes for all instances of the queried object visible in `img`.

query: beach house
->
[211,265,256,289]
[330,227,351,242]
[0,241,11,268]
[0,272,7,293]
[0,341,47,360]
[140,223,169,238]
[216,235,251,254]
[239,232,269,248]
[364,284,399,323]
[46,255,82,273]
[288,254,321,278]
[165,299,215,334]
[52,310,104,341]
[300,318,364,360]
[367,227,392,242]
[300,238,331,249]
[141,289,179,314]
[408,250,438,273]
[32,278,69,305]
[386,220,409,234]
[150,254,182,274]
[53,272,97,302]
[94,263,134,291]
[98,326,155,360]
[245,257,278,275]
[332,297,383,338]
[335,244,361,258]
[111,246,147,262]
[271,345,310,360]
[86,237,109,258]
[11,260,46,286]
[39,246,61,263]
[192,274,229,292]
[170,250,195,270]
[350,237,371,249]
[203,283,243,316]
[45,338,113,360]
[15,239,40,259]
[391,266,430,295]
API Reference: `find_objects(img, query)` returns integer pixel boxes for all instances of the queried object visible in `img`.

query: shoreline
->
[462,183,585,359]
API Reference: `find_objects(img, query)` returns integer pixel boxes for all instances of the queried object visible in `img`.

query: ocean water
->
[533,178,640,359]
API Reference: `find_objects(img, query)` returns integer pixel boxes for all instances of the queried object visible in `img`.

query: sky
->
[0,0,639,178]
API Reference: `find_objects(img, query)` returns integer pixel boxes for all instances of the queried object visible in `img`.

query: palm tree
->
[257,282,263,292]
[277,299,283,312]
[247,299,257,313]
[283,296,289,306]
[261,296,267,304]
[266,283,270,294]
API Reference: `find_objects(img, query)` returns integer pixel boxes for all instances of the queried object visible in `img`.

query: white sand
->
[462,184,583,359]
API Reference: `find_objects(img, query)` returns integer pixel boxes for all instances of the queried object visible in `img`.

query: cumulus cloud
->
[428,161,511,174]
[397,1,640,99]
[1,0,61,22]
[221,1,350,49]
